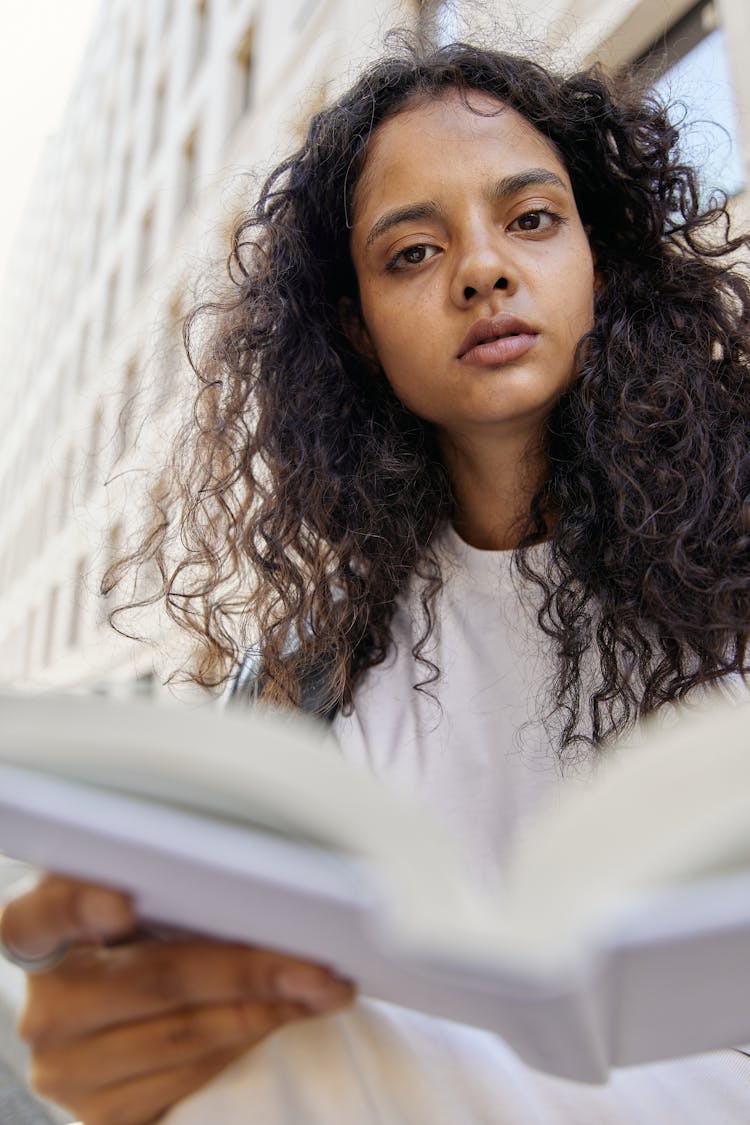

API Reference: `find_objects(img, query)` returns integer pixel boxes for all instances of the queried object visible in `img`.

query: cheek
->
[361,308,433,411]
[581,280,596,335]
[559,259,595,339]
[576,249,597,317]
[563,264,596,377]
[360,291,419,372]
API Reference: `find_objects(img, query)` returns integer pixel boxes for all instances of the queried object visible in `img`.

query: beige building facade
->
[0,0,747,698]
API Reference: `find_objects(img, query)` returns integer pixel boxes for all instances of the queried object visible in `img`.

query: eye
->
[508,208,563,234]
[386,243,440,272]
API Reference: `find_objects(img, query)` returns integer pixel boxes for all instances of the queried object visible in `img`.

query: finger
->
[22,940,354,1045]
[61,1046,253,1125]
[1,876,135,960]
[32,997,312,1098]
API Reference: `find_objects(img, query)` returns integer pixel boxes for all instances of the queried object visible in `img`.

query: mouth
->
[457,313,537,362]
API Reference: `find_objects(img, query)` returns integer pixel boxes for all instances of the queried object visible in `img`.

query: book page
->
[501,693,750,961]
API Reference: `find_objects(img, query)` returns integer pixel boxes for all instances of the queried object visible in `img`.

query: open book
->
[0,691,749,1083]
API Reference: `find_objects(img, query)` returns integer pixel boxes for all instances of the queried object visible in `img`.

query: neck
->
[438,428,549,551]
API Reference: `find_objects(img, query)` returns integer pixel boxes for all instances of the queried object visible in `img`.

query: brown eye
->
[387,243,440,272]
[509,209,561,233]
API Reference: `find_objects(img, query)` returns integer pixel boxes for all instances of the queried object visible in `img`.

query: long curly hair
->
[107,41,750,752]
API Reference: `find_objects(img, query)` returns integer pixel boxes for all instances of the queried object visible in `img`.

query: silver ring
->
[0,931,69,973]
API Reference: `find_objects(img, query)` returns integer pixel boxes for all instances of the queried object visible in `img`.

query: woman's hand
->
[1,875,354,1125]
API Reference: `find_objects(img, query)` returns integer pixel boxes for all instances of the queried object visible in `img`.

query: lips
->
[457,313,537,363]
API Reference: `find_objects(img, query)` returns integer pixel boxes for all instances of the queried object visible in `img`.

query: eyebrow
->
[365,167,568,248]
[366,201,441,248]
[489,168,567,201]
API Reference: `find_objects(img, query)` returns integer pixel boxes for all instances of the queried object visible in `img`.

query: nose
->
[450,226,515,307]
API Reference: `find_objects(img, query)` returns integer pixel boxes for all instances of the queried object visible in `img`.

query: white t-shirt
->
[165,528,750,1123]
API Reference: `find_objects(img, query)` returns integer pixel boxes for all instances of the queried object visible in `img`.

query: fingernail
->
[78,889,132,936]
[275,966,348,1009]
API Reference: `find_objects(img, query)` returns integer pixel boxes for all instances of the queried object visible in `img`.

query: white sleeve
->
[161,999,750,1125]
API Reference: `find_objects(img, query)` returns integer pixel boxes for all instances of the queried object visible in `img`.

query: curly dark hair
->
[107,40,750,752]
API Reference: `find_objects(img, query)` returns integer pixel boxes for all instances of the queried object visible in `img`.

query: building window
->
[155,295,184,407]
[137,206,155,282]
[103,104,116,164]
[190,0,210,80]
[57,445,74,533]
[180,127,200,215]
[151,75,167,157]
[100,522,123,622]
[43,585,59,667]
[85,406,103,496]
[117,148,133,221]
[234,23,255,124]
[66,244,81,317]
[52,366,67,428]
[293,0,320,32]
[35,483,49,557]
[117,358,139,460]
[90,205,103,272]
[104,269,119,340]
[638,0,744,199]
[24,607,36,677]
[76,321,90,388]
[68,556,87,648]
[131,41,144,106]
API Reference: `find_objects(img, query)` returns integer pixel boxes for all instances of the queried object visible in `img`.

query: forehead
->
[352,90,570,224]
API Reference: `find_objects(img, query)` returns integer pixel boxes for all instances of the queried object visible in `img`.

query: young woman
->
[2,42,750,1125]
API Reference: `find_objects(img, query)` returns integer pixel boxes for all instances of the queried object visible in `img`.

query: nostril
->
[463,286,476,300]
[494,277,508,290]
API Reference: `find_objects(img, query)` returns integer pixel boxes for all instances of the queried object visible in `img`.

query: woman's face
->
[347,91,596,451]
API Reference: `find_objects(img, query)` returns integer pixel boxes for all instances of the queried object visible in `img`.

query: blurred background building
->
[0,0,748,702]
